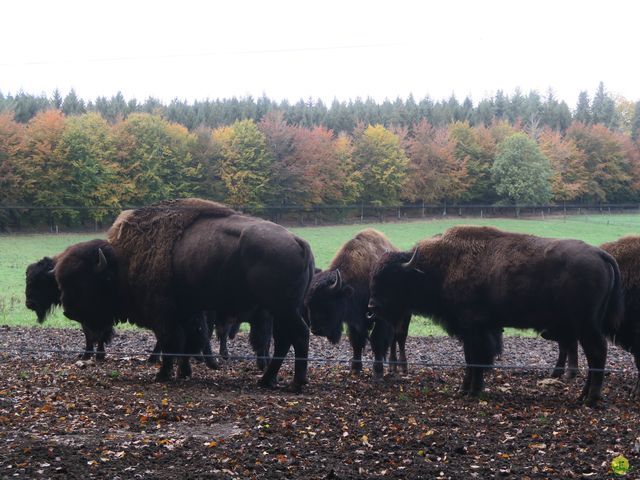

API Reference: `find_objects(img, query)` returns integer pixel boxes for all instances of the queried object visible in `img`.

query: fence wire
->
[0,345,635,375]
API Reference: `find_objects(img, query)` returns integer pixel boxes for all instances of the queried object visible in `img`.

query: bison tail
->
[600,251,624,337]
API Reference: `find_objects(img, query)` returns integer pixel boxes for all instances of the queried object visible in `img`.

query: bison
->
[305,229,410,378]
[54,199,314,389]
[26,250,115,360]
[367,225,623,405]
[551,235,640,395]
[33,240,218,374]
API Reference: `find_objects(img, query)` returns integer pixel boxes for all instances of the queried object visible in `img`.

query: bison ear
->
[95,248,108,273]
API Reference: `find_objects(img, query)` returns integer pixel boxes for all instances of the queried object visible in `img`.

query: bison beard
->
[368,226,623,406]
[93,198,314,388]
[551,235,640,397]
[305,229,410,378]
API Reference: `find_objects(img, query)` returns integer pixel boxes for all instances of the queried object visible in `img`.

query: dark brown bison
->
[305,229,410,378]
[25,249,115,360]
[551,235,640,395]
[47,239,218,375]
[54,199,314,389]
[368,225,623,405]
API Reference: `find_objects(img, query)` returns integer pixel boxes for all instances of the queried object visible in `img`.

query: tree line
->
[1,85,639,230]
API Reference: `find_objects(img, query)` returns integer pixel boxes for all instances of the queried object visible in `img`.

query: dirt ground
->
[1,325,639,479]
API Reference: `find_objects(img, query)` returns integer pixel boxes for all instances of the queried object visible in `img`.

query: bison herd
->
[24,198,640,406]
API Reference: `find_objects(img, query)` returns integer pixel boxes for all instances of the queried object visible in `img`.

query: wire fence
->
[0,345,635,376]
[3,203,640,232]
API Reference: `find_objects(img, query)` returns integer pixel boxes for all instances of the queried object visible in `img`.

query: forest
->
[1,82,640,228]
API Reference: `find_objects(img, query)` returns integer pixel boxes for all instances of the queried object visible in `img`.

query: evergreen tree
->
[574,91,591,124]
[61,89,86,116]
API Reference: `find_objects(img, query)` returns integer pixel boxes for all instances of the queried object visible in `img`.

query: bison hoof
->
[147,354,161,364]
[258,376,278,390]
[155,372,173,383]
[583,397,603,409]
[205,358,220,370]
[550,369,564,379]
[95,353,106,362]
[78,352,92,360]
[283,381,305,394]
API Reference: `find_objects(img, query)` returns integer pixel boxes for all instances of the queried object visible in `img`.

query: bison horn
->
[95,248,108,273]
[401,248,420,270]
[330,269,343,291]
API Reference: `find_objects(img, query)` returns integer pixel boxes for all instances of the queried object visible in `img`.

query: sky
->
[1,0,638,108]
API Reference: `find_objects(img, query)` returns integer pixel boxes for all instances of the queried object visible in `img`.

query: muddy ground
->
[1,325,639,479]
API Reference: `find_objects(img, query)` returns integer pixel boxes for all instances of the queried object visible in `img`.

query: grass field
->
[2,213,639,336]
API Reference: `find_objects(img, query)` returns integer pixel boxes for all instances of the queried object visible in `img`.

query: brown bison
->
[54,199,314,389]
[368,225,623,405]
[26,248,216,368]
[305,229,410,378]
[25,248,115,360]
[551,235,640,395]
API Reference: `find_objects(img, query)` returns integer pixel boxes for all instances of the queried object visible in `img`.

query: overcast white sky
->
[1,0,638,108]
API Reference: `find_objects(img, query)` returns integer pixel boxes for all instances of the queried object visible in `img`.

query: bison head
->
[368,249,422,323]
[305,269,353,344]
[54,239,121,331]
[25,256,61,323]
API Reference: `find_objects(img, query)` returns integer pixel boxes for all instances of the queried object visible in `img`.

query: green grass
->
[3,213,639,336]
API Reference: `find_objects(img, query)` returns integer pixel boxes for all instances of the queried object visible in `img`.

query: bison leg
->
[631,354,640,398]
[579,331,607,406]
[95,340,106,362]
[462,329,500,396]
[177,356,192,379]
[348,325,367,375]
[147,341,162,364]
[396,314,411,375]
[249,311,272,372]
[156,328,186,382]
[291,320,310,390]
[216,321,231,360]
[551,342,568,378]
[79,325,95,360]
[460,343,473,395]
[370,319,393,380]
[201,335,219,370]
[566,340,579,379]
[258,319,291,389]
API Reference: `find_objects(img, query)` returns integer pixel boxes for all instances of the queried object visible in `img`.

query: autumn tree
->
[566,123,634,202]
[258,111,299,206]
[113,113,200,206]
[0,113,24,228]
[352,124,408,206]
[491,133,552,211]
[538,129,589,202]
[449,121,496,203]
[631,101,640,142]
[17,110,67,226]
[403,120,467,205]
[54,113,119,225]
[290,125,359,206]
[212,119,273,209]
